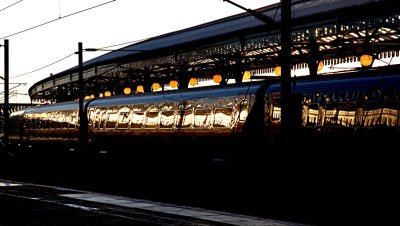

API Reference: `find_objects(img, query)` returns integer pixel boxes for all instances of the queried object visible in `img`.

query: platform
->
[0,179,308,226]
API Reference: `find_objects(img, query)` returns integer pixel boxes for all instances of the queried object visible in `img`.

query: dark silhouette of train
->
[6,66,400,169]
[4,66,400,226]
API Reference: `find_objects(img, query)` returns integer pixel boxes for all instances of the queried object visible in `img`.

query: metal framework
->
[28,0,400,103]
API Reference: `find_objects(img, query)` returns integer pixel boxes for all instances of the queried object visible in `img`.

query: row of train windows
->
[89,107,249,129]
[302,88,398,104]
[271,101,399,127]
[23,107,249,130]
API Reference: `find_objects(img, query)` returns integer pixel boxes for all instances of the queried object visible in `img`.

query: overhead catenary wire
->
[11,36,151,79]
[0,0,23,13]
[11,52,76,79]
[0,0,117,40]
[99,38,149,49]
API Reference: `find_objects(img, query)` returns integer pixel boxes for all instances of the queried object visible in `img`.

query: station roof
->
[29,0,400,101]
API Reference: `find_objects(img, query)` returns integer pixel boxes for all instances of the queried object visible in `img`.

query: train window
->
[144,111,159,129]
[269,97,281,122]
[306,103,319,127]
[98,109,107,129]
[380,107,398,126]
[236,100,249,122]
[336,102,356,127]
[213,107,233,128]
[160,111,176,129]
[88,108,101,129]
[179,108,193,129]
[117,111,130,129]
[362,101,380,127]
[130,111,144,129]
[65,114,77,129]
[55,114,64,129]
[194,108,212,128]
[69,112,78,128]
[105,110,118,129]
[323,104,338,126]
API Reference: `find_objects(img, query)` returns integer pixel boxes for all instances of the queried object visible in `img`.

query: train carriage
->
[8,81,271,165]
[6,66,400,169]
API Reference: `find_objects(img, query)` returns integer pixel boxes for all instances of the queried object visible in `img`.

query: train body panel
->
[7,82,270,163]
[6,69,400,168]
[87,82,263,137]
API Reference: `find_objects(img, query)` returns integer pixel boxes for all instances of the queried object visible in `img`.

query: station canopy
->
[28,0,400,102]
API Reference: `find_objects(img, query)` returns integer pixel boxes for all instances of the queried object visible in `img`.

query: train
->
[6,66,400,169]
[4,66,400,226]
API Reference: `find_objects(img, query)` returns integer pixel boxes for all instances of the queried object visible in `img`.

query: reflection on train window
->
[90,109,101,129]
[160,110,176,129]
[55,114,64,129]
[213,107,233,128]
[237,100,249,122]
[105,110,118,129]
[130,112,144,129]
[381,108,398,126]
[180,108,193,129]
[337,103,355,126]
[144,111,159,128]
[306,103,318,127]
[194,108,212,128]
[118,111,130,129]
[270,97,281,122]
[362,101,380,127]
[323,104,338,126]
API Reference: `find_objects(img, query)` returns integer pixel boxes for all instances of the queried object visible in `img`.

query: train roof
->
[11,81,271,116]
[267,69,400,93]
[89,81,268,108]
[22,100,82,114]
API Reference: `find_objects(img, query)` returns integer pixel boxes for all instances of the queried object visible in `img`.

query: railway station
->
[23,0,400,103]
[1,0,400,225]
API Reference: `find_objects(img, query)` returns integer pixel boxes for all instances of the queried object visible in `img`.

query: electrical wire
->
[0,0,23,12]
[9,37,149,79]
[99,38,149,49]
[11,52,76,78]
[0,0,116,40]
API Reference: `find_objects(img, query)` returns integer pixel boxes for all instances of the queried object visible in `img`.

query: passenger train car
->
[7,81,273,165]
[7,66,400,168]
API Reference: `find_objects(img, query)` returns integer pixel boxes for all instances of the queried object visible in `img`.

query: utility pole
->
[280,0,292,134]
[222,0,292,134]
[3,39,9,150]
[78,42,86,151]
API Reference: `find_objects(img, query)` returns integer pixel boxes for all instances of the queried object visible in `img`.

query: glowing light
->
[243,71,251,80]
[189,78,198,86]
[152,82,161,91]
[274,66,281,76]
[212,74,222,83]
[123,87,131,95]
[360,54,373,67]
[170,80,178,88]
[136,85,144,93]
[104,91,112,97]
[317,61,324,71]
